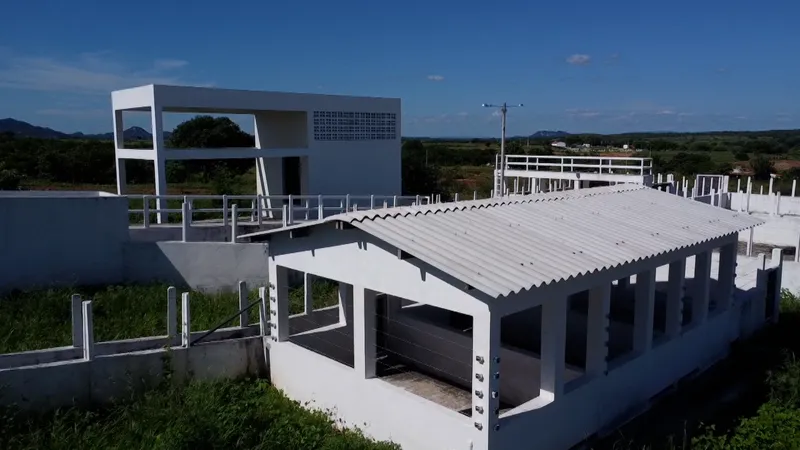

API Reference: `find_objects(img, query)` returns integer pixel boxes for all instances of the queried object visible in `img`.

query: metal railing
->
[126,194,433,228]
[498,154,653,176]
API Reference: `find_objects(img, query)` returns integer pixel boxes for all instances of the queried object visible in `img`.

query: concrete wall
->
[0,332,267,411]
[0,193,129,292]
[123,242,269,292]
[730,192,800,216]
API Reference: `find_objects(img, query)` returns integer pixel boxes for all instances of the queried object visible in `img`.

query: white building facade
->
[111,85,401,222]
[243,185,779,450]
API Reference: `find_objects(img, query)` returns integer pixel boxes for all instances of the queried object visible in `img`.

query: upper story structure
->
[111,84,402,222]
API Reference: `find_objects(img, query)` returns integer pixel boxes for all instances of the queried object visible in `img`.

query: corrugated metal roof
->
[251,186,763,299]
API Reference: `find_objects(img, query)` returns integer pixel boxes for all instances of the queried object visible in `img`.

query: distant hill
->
[529,130,570,138]
[0,118,170,141]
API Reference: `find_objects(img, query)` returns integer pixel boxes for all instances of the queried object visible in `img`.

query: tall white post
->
[353,287,378,378]
[633,269,656,353]
[665,259,686,338]
[768,177,774,196]
[747,228,754,256]
[586,284,611,377]
[181,292,191,347]
[793,179,797,198]
[71,294,83,348]
[692,251,712,325]
[81,301,94,361]
[151,105,168,224]
[268,263,290,342]
[167,286,179,346]
[540,297,567,401]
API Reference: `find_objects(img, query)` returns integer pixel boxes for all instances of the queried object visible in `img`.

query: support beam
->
[633,269,656,354]
[304,272,314,314]
[692,251,712,325]
[113,110,127,195]
[717,242,737,311]
[586,284,611,377]
[151,106,168,224]
[353,287,378,378]
[472,309,501,436]
[268,263,290,342]
[540,297,567,401]
[665,259,686,338]
[338,282,353,326]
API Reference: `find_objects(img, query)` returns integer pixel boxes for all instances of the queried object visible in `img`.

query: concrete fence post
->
[231,204,238,243]
[317,194,324,220]
[256,195,264,226]
[795,233,800,263]
[167,286,179,346]
[71,294,83,348]
[222,194,229,228]
[769,177,774,196]
[287,195,294,224]
[415,195,421,206]
[746,183,752,214]
[747,228,754,257]
[238,281,249,328]
[370,195,375,210]
[345,194,351,212]
[181,202,190,243]
[736,178,741,194]
[181,292,191,348]
[454,193,460,202]
[793,179,798,198]
[776,191,782,216]
[143,195,150,229]
[474,191,478,200]
[281,205,289,227]
[81,301,94,361]
[304,199,310,221]
[393,195,398,207]
[258,286,268,336]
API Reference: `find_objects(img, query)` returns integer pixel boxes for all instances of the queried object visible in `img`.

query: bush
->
[734,150,750,161]
[750,155,775,180]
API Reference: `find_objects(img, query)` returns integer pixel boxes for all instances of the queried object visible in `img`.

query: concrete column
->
[472,309,501,437]
[353,287,377,378]
[717,242,737,311]
[692,251,712,325]
[268,262,290,342]
[115,158,127,196]
[633,269,656,353]
[304,272,314,314]
[151,105,168,224]
[540,297,567,401]
[113,109,127,195]
[338,282,353,325]
[586,284,611,377]
[665,259,686,338]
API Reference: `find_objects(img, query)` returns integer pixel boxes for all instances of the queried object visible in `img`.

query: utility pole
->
[482,102,524,197]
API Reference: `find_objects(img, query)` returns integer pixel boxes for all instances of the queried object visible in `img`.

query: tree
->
[734,150,750,161]
[750,155,775,180]
[0,163,21,190]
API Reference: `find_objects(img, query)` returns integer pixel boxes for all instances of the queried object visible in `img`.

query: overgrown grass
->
[0,378,399,450]
[0,281,339,354]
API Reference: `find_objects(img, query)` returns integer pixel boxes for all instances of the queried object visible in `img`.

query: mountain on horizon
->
[0,118,170,141]
[529,130,571,138]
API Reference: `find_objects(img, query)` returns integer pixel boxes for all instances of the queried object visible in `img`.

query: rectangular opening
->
[283,156,302,202]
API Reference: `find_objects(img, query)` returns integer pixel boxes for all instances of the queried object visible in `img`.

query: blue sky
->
[0,0,797,137]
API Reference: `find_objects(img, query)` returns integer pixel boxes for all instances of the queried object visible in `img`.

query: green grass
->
[0,281,340,354]
[0,378,399,450]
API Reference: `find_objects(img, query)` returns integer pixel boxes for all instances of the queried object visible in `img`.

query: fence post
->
[776,191,782,216]
[239,281,249,328]
[393,195,398,207]
[181,292,191,348]
[258,287,268,336]
[747,228,754,256]
[736,178,741,194]
[317,194,324,220]
[454,193,460,202]
[250,199,256,222]
[795,232,800,263]
[222,194,229,228]
[256,195,264,226]
[282,205,289,227]
[181,201,190,242]
[71,294,83,348]
[746,183,752,214]
[793,179,798,198]
[415,195,421,206]
[474,190,478,200]
[167,286,179,346]
[370,195,375,210]
[143,195,150,228]
[82,301,94,361]
[231,204,239,243]
[769,177,774,196]
[305,199,310,220]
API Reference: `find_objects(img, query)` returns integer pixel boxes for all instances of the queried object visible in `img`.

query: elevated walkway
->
[496,154,654,194]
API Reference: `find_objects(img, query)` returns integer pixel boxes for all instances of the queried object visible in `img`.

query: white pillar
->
[113,110,127,195]
[665,259,686,338]
[472,310,501,437]
[338,282,353,325]
[633,269,655,353]
[540,297,567,401]
[304,272,314,314]
[793,179,797,198]
[586,284,611,377]
[718,242,737,311]
[768,177,774,195]
[747,228,754,256]
[268,262,290,342]
[353,287,377,378]
[151,105,168,224]
[692,251,712,325]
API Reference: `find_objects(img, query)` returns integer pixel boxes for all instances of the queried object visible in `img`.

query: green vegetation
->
[0,281,338,354]
[0,379,398,450]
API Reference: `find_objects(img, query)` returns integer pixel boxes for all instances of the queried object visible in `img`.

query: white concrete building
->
[243,185,779,450]
[111,85,402,223]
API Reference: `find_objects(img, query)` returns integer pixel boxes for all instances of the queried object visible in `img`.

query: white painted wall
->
[730,192,800,216]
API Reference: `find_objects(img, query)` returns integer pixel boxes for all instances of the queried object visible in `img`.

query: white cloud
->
[566,54,591,66]
[427,74,445,81]
[0,51,210,94]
